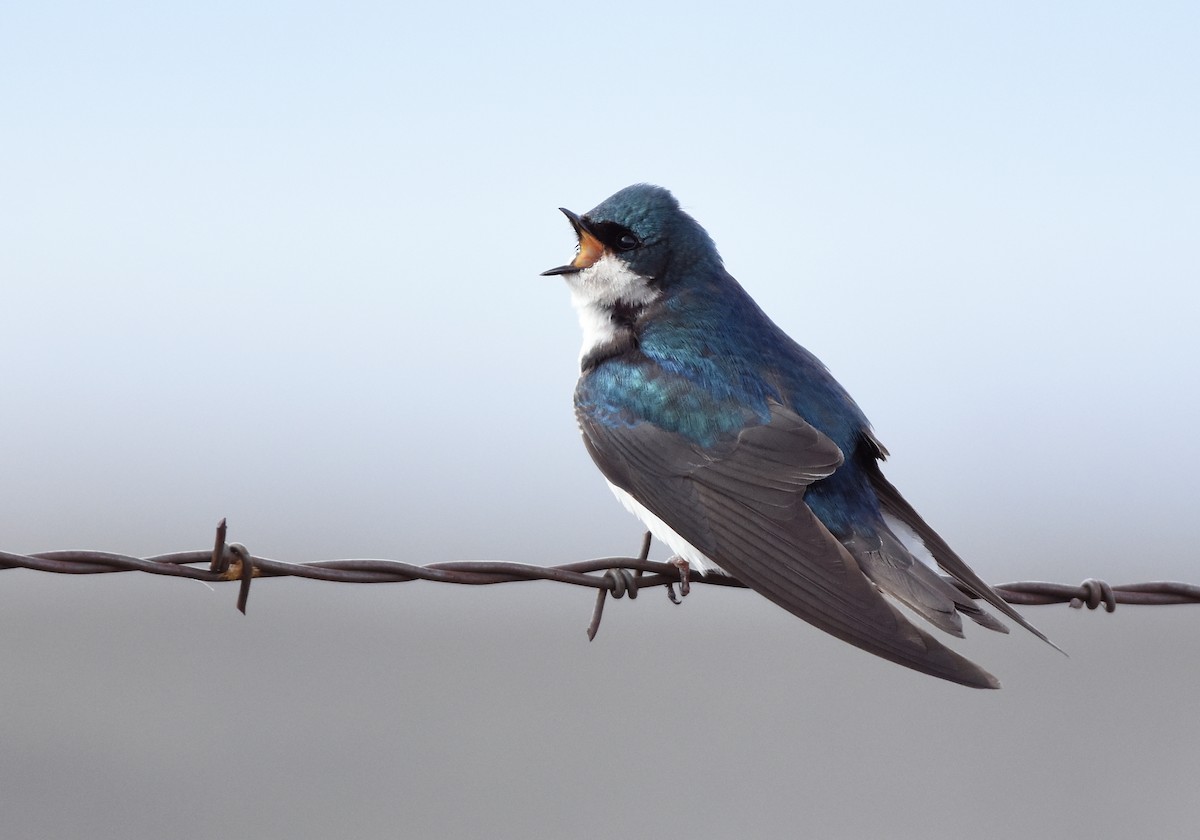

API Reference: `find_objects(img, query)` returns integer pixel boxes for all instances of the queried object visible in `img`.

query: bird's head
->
[542,184,719,303]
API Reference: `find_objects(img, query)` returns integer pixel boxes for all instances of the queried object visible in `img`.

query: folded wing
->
[578,401,1002,689]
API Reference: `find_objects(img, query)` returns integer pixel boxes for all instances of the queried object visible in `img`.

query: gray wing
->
[866,460,1059,651]
[578,401,1001,689]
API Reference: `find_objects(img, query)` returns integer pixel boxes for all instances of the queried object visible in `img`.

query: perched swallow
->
[544,183,1054,688]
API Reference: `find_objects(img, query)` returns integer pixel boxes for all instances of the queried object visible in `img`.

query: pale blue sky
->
[2,2,1198,837]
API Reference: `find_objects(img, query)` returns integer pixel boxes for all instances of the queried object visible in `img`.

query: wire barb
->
[1070,578,1117,612]
[230,543,254,614]
[209,518,228,574]
[586,531,653,641]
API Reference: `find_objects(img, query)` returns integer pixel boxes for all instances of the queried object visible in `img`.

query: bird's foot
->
[666,556,691,604]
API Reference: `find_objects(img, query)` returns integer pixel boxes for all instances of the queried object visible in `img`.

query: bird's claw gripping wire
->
[666,556,692,605]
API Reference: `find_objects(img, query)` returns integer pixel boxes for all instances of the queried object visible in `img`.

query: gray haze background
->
[2,2,1198,838]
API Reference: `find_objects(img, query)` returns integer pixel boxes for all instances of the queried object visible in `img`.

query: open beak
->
[541,208,605,276]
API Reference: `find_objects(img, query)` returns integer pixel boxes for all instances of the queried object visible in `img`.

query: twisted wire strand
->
[3,520,1197,637]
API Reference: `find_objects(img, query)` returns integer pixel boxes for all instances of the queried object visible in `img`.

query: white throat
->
[566,253,659,363]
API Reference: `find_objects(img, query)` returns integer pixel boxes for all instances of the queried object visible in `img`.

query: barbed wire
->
[3,520,1198,640]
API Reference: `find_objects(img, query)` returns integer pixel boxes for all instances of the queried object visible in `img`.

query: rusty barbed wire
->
[2,519,1198,639]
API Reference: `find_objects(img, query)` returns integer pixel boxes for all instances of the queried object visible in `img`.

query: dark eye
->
[617,233,640,251]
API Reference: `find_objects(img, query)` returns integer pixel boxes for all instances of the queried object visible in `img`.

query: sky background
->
[2,2,1199,838]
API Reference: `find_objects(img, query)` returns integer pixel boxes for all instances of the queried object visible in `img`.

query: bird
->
[543,183,1054,689]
